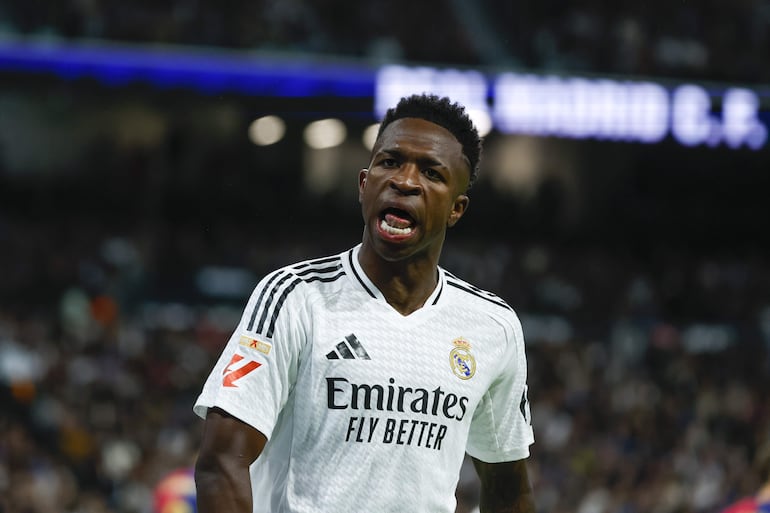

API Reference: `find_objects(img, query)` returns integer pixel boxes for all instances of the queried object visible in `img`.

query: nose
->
[389,163,421,194]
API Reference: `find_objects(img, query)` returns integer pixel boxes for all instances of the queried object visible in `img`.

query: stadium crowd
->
[2,0,769,83]
[1,2,769,511]
[1,211,769,513]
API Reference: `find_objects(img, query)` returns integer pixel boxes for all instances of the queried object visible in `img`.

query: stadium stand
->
[1,3,769,512]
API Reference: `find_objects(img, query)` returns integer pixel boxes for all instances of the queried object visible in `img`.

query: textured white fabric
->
[194,245,534,513]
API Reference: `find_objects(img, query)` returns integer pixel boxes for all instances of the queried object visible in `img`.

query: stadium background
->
[1,2,769,512]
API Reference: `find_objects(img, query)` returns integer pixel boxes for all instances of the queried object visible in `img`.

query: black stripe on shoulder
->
[446,279,513,312]
[247,269,287,331]
[265,270,345,336]
[255,272,296,333]
[256,262,346,337]
[445,271,505,299]
[265,277,303,338]
[295,262,342,277]
[348,250,376,298]
[444,270,490,295]
[303,270,345,284]
[294,255,341,269]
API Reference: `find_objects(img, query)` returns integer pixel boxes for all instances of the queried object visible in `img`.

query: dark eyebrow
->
[376,149,447,169]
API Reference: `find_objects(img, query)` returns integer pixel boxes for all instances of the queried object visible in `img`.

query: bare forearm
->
[195,408,266,513]
[194,457,252,513]
[474,458,535,513]
[478,486,535,513]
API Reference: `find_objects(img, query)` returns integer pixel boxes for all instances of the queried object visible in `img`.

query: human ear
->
[358,168,368,202]
[447,194,469,227]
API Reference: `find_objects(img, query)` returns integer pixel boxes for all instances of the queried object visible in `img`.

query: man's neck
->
[357,245,440,316]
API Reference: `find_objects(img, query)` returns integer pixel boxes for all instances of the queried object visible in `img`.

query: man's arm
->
[472,458,535,513]
[195,407,267,513]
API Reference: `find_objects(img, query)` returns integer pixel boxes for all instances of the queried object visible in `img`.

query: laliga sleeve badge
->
[449,338,476,380]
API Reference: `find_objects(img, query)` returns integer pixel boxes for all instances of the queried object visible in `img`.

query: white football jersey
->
[194,244,533,513]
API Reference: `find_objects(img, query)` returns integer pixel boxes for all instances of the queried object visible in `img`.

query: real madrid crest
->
[449,338,476,380]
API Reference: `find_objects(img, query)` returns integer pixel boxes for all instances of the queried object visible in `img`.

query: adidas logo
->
[326,334,370,360]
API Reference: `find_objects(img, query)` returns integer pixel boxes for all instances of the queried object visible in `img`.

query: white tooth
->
[380,218,412,235]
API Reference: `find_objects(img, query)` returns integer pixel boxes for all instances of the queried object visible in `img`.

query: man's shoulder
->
[441,269,517,319]
[268,249,349,282]
[251,249,351,306]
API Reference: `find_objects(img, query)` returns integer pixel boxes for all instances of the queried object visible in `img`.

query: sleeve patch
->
[222,354,262,388]
[238,335,272,355]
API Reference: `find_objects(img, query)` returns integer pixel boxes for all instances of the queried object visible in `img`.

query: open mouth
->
[379,208,416,236]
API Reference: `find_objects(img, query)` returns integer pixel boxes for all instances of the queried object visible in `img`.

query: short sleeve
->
[193,268,308,439]
[465,312,534,463]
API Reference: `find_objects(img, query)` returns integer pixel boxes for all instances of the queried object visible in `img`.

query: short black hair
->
[377,94,482,188]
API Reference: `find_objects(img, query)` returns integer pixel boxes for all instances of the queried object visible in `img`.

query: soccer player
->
[193,94,535,513]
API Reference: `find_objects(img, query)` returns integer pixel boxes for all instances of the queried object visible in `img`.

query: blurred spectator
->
[719,442,770,513]
[1,213,769,512]
[1,3,769,511]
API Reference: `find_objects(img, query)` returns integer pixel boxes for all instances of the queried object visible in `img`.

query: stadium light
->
[248,115,286,146]
[362,123,380,150]
[304,119,347,149]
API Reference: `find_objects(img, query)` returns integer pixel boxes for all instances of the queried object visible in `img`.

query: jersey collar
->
[345,244,446,311]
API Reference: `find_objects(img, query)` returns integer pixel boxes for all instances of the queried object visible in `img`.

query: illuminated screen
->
[375,65,769,151]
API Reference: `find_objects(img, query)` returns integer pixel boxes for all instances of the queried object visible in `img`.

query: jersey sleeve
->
[193,268,309,439]
[465,311,534,463]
